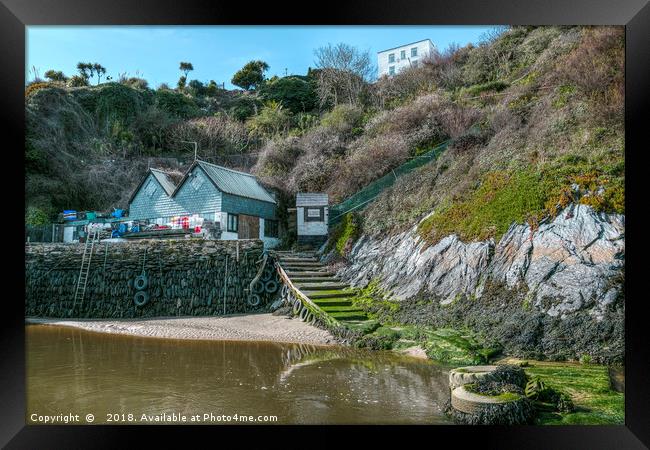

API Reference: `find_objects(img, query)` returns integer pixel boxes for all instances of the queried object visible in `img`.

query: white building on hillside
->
[377,39,436,78]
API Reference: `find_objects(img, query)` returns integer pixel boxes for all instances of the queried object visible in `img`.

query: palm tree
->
[93,63,107,84]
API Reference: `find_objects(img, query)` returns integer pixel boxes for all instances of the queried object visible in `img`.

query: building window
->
[304,207,324,222]
[191,173,204,191]
[411,47,418,57]
[145,180,156,198]
[264,219,279,238]
[388,53,395,63]
[388,66,395,76]
[400,49,406,59]
[227,213,238,232]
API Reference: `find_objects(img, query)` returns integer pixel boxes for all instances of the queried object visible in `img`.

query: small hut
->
[296,193,329,248]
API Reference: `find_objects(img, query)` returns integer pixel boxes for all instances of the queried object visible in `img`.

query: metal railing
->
[329,139,450,225]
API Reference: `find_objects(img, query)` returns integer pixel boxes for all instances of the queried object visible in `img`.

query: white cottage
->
[296,193,329,247]
[377,39,436,78]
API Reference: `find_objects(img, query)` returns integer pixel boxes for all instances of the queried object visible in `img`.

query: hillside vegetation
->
[355,26,624,246]
[26,26,623,245]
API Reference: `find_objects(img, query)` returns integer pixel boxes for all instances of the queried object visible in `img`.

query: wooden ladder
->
[72,230,98,315]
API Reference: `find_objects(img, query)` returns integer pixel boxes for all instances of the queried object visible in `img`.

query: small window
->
[264,219,279,238]
[191,173,204,191]
[400,49,406,59]
[145,179,157,198]
[388,66,395,76]
[388,53,395,63]
[411,47,418,57]
[227,213,238,232]
[304,207,324,222]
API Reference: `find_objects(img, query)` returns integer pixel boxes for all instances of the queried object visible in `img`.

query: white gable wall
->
[297,206,329,236]
[378,39,436,78]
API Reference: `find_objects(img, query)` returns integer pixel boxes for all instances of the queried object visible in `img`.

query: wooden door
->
[239,214,260,239]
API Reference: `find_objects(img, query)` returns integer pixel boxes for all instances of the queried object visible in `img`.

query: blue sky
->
[27,26,495,89]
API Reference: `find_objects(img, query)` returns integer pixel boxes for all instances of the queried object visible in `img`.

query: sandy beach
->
[26,314,336,345]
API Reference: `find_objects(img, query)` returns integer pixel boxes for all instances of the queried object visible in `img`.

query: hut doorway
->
[238,214,260,239]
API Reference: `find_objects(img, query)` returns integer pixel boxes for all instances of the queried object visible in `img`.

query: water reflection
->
[26,325,451,424]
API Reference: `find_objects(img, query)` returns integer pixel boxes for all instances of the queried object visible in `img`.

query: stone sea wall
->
[26,239,278,319]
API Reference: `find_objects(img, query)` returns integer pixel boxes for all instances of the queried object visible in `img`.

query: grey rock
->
[339,204,624,320]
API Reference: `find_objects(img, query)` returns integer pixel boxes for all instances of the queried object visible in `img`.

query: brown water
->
[26,325,452,425]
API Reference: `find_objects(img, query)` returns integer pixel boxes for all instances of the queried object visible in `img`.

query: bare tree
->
[314,43,375,107]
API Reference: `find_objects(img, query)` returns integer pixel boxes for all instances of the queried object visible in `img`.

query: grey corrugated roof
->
[195,160,276,204]
[127,168,178,205]
[296,192,328,206]
[149,168,177,196]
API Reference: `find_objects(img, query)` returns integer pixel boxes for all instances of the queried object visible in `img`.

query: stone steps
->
[328,311,368,321]
[311,298,355,307]
[286,271,336,278]
[320,305,365,314]
[305,290,356,299]
[277,251,368,324]
[294,282,349,291]
[291,276,341,283]
[282,263,324,269]
[282,266,327,272]
[279,257,319,263]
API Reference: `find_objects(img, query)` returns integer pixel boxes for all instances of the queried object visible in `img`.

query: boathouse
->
[128,160,280,248]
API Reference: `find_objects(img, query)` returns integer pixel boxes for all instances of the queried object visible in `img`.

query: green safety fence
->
[329,140,450,225]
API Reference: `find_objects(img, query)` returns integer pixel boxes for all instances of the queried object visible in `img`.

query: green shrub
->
[228,94,262,121]
[154,89,199,119]
[94,83,150,129]
[25,206,51,225]
[462,80,509,97]
[259,76,317,114]
[67,75,89,87]
[320,104,364,135]
[246,100,292,138]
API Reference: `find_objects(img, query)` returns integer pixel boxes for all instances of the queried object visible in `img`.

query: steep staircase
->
[274,251,368,323]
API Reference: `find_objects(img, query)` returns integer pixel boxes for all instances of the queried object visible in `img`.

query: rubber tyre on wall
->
[300,307,310,322]
[261,266,274,282]
[264,280,278,294]
[448,366,499,390]
[252,280,265,294]
[292,301,302,314]
[450,385,525,415]
[134,290,149,307]
[247,294,261,307]
[134,274,148,291]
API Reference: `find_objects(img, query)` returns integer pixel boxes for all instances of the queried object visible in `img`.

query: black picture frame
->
[3,0,648,447]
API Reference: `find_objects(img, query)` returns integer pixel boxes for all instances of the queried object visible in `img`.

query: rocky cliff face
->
[336,204,624,362]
